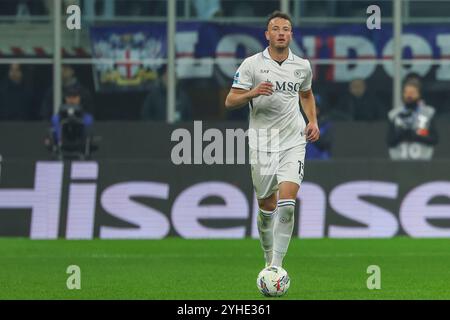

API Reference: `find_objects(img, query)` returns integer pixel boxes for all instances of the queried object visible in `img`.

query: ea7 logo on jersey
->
[260,69,270,73]
[294,69,305,79]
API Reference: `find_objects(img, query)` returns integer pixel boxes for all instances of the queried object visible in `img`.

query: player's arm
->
[300,89,320,142]
[225,82,273,110]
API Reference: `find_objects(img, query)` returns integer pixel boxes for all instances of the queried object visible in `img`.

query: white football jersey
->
[232,47,312,152]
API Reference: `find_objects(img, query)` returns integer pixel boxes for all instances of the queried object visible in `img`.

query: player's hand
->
[250,81,273,98]
[305,122,320,142]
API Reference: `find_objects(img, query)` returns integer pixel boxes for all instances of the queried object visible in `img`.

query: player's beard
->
[271,38,290,50]
[271,42,290,53]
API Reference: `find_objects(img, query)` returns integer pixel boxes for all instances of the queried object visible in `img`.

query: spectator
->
[192,0,222,19]
[338,78,385,121]
[305,94,332,160]
[387,81,439,160]
[0,64,33,121]
[141,65,192,122]
[41,65,94,120]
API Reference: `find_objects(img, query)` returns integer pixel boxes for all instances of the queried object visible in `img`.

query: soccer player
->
[225,11,320,268]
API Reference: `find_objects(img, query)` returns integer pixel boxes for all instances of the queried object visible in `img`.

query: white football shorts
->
[250,144,306,200]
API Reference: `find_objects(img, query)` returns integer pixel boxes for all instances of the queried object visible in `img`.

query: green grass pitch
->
[1,237,450,300]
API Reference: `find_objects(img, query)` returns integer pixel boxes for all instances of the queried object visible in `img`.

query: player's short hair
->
[266,11,292,30]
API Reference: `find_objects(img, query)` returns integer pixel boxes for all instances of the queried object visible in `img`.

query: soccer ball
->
[256,266,290,297]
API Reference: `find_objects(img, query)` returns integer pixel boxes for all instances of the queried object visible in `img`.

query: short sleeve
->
[232,58,253,90]
[299,60,312,92]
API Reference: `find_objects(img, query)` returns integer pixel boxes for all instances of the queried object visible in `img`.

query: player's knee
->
[278,182,300,199]
[258,202,276,212]
[259,202,277,212]
[258,193,277,211]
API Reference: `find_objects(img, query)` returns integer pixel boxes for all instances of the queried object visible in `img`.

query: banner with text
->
[1,160,449,239]
[89,23,450,91]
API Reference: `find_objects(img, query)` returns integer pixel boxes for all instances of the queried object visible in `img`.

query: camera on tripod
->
[45,85,98,160]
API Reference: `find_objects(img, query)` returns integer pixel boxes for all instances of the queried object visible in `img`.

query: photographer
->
[46,85,95,160]
[41,65,94,121]
[387,80,439,160]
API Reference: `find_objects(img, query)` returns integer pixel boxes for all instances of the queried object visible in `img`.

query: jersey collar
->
[262,47,294,62]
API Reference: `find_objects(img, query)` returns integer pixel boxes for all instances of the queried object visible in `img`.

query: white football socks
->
[271,199,296,267]
[257,208,277,266]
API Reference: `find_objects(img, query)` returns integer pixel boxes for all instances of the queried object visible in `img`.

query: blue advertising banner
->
[90,23,450,91]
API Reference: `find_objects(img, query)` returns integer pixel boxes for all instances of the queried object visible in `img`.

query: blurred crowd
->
[0,65,444,161]
[0,63,90,121]
[0,63,446,123]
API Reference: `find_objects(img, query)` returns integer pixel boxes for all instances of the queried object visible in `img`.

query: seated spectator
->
[0,64,33,121]
[41,65,94,120]
[305,94,332,160]
[338,78,385,121]
[387,81,439,160]
[141,65,192,122]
